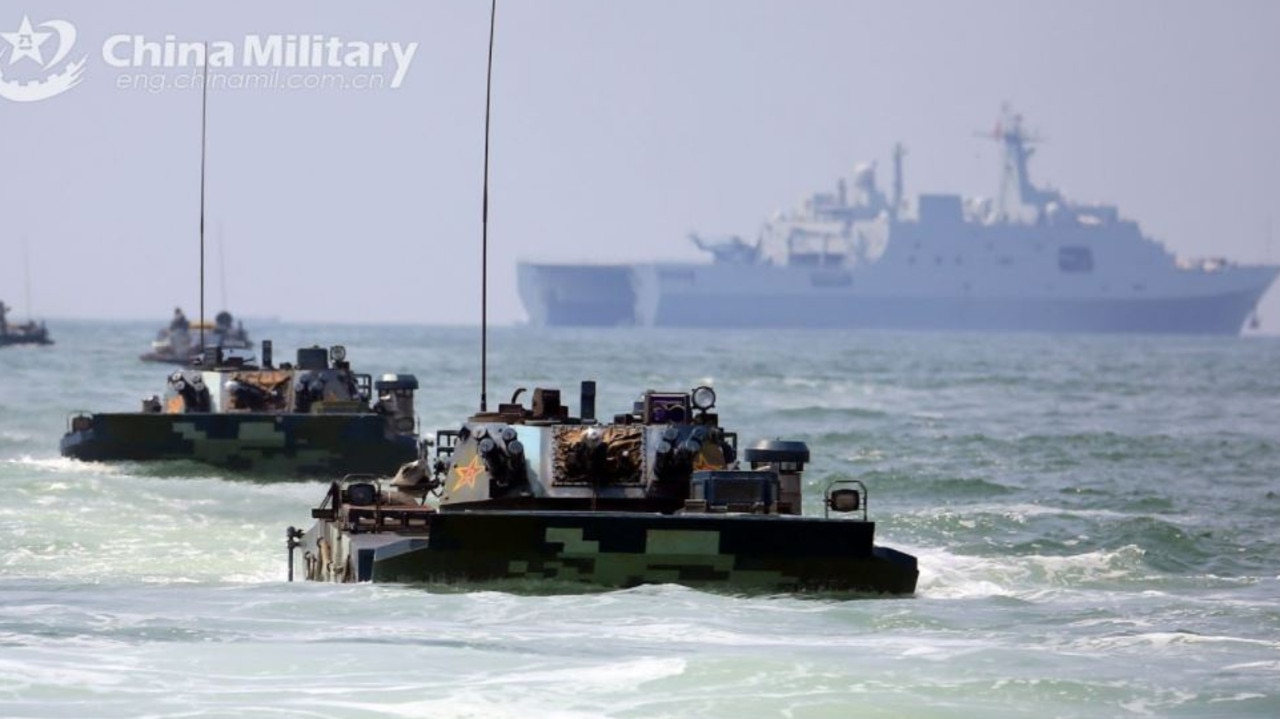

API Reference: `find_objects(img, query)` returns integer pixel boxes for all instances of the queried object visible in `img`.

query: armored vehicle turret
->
[289,382,917,594]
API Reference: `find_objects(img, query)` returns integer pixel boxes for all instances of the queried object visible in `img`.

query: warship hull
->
[518,262,1278,335]
[516,263,636,326]
[301,509,919,594]
[60,412,420,478]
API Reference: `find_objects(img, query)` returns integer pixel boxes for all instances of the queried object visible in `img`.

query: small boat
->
[62,341,424,478]
[0,299,52,347]
[141,308,251,364]
[288,382,918,595]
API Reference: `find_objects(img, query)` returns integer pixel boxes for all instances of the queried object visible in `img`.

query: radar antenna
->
[479,0,496,412]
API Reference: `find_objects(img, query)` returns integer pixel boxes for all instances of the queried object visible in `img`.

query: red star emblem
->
[450,454,484,493]
[693,451,721,471]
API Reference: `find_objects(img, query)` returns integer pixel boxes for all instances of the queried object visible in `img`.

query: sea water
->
[1,321,1278,718]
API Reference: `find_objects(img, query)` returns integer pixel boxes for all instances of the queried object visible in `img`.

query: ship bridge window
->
[1058,246,1094,273]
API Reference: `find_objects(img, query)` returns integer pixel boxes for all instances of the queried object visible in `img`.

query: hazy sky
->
[2,1,1278,328]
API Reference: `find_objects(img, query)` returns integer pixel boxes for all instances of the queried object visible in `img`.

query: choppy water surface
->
[2,321,1279,717]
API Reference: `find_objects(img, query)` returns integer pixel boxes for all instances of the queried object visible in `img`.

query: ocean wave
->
[911,543,1149,598]
[3,455,123,475]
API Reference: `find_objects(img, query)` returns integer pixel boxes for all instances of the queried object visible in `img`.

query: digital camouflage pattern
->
[61,412,420,477]
[359,512,917,594]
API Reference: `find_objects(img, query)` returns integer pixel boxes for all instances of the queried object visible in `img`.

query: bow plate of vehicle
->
[61,342,424,478]
[289,382,918,595]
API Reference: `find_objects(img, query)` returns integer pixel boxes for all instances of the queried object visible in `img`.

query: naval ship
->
[518,111,1278,334]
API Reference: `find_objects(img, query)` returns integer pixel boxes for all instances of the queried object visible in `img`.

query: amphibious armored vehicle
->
[141,308,251,364]
[0,300,51,347]
[62,342,423,478]
[288,382,917,594]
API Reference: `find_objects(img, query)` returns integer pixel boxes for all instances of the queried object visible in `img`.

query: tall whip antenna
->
[480,0,496,412]
[218,220,228,311]
[198,43,210,356]
[21,238,32,321]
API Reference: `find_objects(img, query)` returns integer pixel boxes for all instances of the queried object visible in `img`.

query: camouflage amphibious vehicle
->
[61,342,423,478]
[289,382,918,594]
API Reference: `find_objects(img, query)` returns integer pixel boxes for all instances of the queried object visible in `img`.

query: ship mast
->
[890,143,905,221]
[991,107,1048,221]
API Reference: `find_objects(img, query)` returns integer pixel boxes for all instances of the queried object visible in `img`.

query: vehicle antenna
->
[21,238,32,321]
[198,42,210,355]
[1267,216,1273,263]
[480,0,496,412]
[218,220,228,311]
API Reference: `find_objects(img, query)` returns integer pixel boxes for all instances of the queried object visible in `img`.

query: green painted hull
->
[60,412,420,478]
[364,511,918,595]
